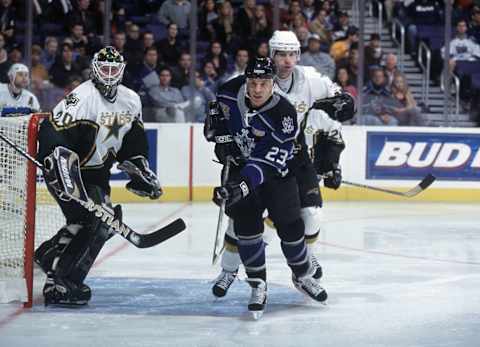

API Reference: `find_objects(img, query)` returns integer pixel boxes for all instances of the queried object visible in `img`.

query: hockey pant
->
[221,160,323,273]
[225,175,310,281]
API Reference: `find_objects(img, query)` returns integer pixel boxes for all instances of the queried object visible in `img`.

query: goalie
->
[34,46,162,307]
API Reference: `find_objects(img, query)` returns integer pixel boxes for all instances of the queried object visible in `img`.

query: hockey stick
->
[340,174,436,198]
[0,131,186,249]
[212,156,232,265]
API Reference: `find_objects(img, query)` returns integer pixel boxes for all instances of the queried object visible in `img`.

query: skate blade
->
[251,310,264,320]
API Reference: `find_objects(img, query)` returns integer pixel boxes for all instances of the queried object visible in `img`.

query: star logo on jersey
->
[103,115,123,142]
[64,93,79,108]
[281,116,295,134]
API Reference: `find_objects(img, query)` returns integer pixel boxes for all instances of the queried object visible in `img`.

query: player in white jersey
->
[0,63,40,116]
[33,47,162,306]
[212,31,355,298]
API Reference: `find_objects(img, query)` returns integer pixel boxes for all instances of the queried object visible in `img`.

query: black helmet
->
[245,57,276,79]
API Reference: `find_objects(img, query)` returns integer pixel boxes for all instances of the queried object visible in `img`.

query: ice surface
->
[1,202,479,347]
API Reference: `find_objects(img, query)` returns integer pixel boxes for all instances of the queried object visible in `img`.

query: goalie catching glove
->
[118,157,162,199]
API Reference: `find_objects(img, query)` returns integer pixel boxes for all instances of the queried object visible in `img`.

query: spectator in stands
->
[330,25,359,63]
[299,33,336,79]
[202,61,219,93]
[331,10,349,42]
[255,41,269,58]
[181,71,215,122]
[204,41,228,76]
[406,0,444,56]
[335,66,358,98]
[383,53,400,87]
[68,23,89,50]
[158,0,191,37]
[252,4,273,44]
[365,33,383,68]
[469,6,480,44]
[145,66,188,122]
[142,31,156,51]
[8,44,23,64]
[171,52,192,88]
[302,0,317,22]
[361,66,399,125]
[337,43,359,84]
[31,45,49,84]
[69,0,97,35]
[308,9,332,46]
[0,0,15,49]
[235,0,256,43]
[113,32,127,58]
[156,23,183,67]
[211,0,235,50]
[444,19,480,62]
[291,12,308,32]
[390,72,425,125]
[198,0,219,41]
[295,26,311,52]
[224,48,250,80]
[0,33,9,82]
[282,0,303,29]
[124,24,143,63]
[41,37,59,71]
[49,43,82,89]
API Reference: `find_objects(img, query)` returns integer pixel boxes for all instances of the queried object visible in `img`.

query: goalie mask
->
[91,46,125,100]
[8,63,30,92]
[269,30,301,59]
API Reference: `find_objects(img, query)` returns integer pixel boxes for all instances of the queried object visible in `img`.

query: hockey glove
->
[311,93,355,122]
[323,163,342,190]
[118,157,162,199]
[213,179,251,207]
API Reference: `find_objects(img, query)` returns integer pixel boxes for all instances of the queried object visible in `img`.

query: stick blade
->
[135,218,186,248]
[404,174,436,197]
[419,174,436,190]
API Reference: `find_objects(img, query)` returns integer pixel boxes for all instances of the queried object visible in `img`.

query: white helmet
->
[269,30,301,58]
[8,63,29,83]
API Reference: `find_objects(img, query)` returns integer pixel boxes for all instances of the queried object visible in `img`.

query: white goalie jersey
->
[51,80,142,168]
[275,65,342,147]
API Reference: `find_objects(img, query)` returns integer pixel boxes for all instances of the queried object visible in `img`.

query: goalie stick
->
[340,174,436,198]
[212,156,232,265]
[0,131,186,249]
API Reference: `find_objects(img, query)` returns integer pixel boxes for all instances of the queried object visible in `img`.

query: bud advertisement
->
[366,132,480,181]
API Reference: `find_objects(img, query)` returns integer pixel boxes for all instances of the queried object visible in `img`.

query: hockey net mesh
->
[0,114,64,304]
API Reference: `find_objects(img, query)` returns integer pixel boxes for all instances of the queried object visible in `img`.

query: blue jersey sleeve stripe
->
[271,132,297,144]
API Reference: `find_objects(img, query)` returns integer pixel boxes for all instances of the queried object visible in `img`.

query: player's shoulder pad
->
[265,93,298,143]
[217,75,246,99]
[118,84,142,117]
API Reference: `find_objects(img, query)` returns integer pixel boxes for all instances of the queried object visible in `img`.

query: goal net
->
[0,114,64,307]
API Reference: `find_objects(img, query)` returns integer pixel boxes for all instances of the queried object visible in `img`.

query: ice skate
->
[292,270,327,303]
[246,278,267,320]
[311,254,323,280]
[212,269,238,298]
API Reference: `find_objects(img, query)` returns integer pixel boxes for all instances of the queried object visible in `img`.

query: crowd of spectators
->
[1,0,479,125]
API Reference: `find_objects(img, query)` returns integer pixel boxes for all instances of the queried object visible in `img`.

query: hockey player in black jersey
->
[207,57,327,319]
[33,46,162,306]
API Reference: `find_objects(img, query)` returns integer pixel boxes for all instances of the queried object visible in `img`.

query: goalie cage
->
[0,113,64,308]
